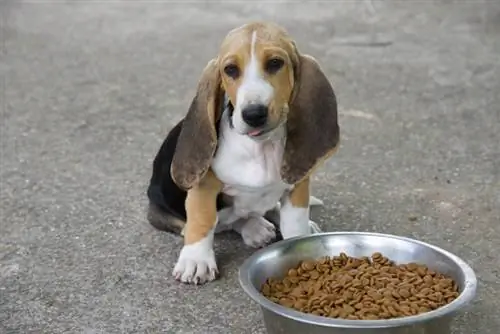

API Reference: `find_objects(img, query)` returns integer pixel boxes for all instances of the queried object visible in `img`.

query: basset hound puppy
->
[147,21,340,284]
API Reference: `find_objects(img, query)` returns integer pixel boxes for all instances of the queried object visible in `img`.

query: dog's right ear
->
[171,59,224,190]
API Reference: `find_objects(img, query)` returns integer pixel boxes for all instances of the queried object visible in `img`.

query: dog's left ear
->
[281,53,340,185]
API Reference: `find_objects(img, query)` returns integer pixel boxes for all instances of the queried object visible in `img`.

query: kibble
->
[260,252,460,320]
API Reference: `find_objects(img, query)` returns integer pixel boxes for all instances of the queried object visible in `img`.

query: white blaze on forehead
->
[236,30,273,108]
[251,30,257,61]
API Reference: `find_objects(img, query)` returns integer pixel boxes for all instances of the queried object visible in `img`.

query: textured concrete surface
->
[1,1,499,333]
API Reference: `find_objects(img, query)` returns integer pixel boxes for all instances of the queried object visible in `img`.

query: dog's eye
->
[265,58,284,74]
[224,64,240,79]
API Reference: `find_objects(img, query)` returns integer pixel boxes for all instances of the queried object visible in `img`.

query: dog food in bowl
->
[260,252,460,320]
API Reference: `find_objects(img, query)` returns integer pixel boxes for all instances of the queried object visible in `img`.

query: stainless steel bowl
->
[239,232,477,334]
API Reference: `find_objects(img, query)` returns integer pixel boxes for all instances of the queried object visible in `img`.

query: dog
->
[147,21,340,285]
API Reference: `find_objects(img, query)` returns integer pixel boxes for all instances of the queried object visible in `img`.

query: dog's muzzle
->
[241,103,268,129]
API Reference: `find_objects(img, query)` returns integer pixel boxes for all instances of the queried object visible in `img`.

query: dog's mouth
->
[245,109,286,139]
[247,128,276,139]
[247,129,267,137]
[227,101,285,139]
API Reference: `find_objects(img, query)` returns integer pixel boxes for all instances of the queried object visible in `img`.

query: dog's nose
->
[241,104,268,127]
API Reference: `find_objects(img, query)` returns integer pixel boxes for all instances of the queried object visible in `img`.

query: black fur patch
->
[227,101,234,129]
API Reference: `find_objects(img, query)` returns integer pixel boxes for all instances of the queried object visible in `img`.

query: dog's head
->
[172,22,340,190]
[218,22,297,137]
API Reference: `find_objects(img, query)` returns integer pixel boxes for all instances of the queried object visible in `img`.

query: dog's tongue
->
[248,129,262,137]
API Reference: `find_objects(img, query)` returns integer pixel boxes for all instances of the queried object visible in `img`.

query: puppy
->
[147,21,340,284]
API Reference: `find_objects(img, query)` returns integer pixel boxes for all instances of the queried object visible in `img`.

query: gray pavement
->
[1,1,499,333]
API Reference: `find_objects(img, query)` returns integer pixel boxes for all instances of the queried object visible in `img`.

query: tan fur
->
[289,177,310,208]
[287,143,340,209]
[184,169,223,244]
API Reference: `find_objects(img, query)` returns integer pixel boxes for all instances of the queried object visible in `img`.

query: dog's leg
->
[279,177,321,239]
[214,207,240,233]
[308,220,323,233]
[266,194,323,226]
[173,171,222,284]
[232,216,276,248]
[216,195,316,244]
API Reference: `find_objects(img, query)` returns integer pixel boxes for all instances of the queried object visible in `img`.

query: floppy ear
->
[281,54,340,185]
[171,59,224,190]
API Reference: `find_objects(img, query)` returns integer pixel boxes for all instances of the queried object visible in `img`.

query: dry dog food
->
[260,252,460,320]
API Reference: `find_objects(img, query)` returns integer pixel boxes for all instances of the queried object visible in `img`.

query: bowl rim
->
[238,231,477,329]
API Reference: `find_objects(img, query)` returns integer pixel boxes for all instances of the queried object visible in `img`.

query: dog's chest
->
[211,128,289,216]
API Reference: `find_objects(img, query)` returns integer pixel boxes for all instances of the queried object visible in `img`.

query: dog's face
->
[217,23,298,138]
[171,21,339,190]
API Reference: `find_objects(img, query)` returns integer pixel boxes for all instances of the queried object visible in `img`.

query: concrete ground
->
[1,1,499,333]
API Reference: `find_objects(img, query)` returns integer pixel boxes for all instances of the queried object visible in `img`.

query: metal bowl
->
[239,232,477,334]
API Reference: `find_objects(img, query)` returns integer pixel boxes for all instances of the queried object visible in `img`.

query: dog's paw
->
[309,196,324,207]
[309,220,322,234]
[172,242,218,284]
[238,216,276,248]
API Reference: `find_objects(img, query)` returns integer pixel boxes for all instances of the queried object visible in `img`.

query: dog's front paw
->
[309,196,324,207]
[309,220,322,233]
[173,243,218,284]
[238,216,276,248]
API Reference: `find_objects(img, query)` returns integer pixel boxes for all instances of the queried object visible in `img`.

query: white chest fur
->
[211,116,290,218]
